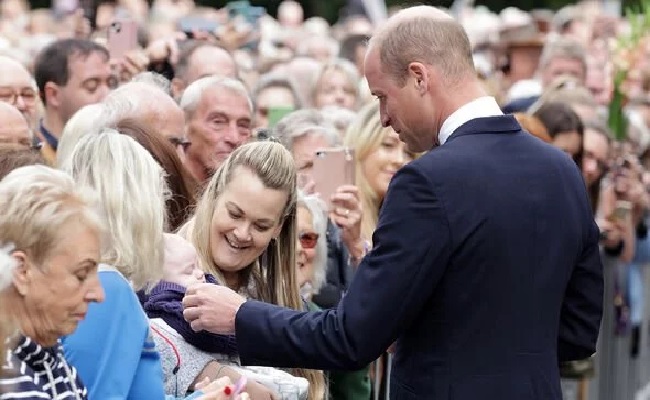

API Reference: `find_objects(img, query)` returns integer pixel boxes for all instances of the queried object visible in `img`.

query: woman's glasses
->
[299,232,319,249]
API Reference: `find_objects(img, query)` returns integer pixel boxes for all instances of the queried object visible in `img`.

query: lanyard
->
[39,120,58,150]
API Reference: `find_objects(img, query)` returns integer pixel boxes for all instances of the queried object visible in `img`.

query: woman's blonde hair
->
[312,58,360,109]
[56,103,105,168]
[61,129,168,291]
[344,102,414,242]
[189,141,325,399]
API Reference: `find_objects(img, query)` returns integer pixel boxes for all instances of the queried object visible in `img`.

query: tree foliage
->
[26,0,644,24]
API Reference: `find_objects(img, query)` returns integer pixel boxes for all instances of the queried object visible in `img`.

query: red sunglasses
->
[299,232,319,249]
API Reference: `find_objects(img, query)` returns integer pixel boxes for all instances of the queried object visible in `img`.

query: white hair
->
[320,105,357,135]
[296,191,328,294]
[60,130,168,291]
[0,165,104,268]
[57,103,106,168]
[98,80,176,129]
[0,244,16,291]
[180,76,253,118]
[130,71,172,96]
[272,109,340,151]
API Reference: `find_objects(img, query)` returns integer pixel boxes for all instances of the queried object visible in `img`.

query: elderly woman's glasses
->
[299,232,319,249]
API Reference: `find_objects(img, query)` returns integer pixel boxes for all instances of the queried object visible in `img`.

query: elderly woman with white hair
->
[295,191,328,306]
[0,165,105,399]
[295,191,371,399]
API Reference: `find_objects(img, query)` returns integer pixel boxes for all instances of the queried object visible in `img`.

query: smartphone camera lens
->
[111,22,121,33]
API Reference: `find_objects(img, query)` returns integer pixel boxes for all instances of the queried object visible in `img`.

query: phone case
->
[312,148,356,210]
[107,20,139,59]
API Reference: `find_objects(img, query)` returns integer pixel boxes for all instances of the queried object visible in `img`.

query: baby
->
[143,233,238,355]
[146,234,308,399]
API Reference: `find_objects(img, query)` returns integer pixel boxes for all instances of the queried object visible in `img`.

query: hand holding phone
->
[107,19,139,60]
[312,147,356,210]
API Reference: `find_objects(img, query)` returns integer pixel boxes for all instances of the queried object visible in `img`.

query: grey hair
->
[320,105,357,135]
[180,76,253,118]
[131,71,172,96]
[538,37,587,74]
[61,130,168,292]
[296,190,328,294]
[98,80,175,129]
[272,109,340,152]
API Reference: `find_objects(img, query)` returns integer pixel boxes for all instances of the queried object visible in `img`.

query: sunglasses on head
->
[299,232,319,249]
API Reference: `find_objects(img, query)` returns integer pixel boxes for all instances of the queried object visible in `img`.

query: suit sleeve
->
[558,218,604,361]
[235,164,452,370]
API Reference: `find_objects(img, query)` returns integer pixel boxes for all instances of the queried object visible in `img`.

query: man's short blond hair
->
[372,7,475,85]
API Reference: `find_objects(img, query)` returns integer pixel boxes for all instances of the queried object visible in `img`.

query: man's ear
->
[407,62,429,95]
[11,251,32,296]
[43,82,60,109]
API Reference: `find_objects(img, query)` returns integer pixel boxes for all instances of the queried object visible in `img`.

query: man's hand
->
[183,283,246,335]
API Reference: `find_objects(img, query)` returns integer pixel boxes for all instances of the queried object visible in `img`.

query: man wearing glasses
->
[0,57,39,137]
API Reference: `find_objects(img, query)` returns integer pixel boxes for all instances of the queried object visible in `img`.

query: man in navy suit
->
[183,6,603,399]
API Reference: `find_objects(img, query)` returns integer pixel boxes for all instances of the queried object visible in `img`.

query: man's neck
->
[42,111,64,140]
[438,81,489,127]
[185,156,211,184]
[1,291,58,347]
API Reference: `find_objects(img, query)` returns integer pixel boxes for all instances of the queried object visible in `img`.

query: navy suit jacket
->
[235,115,604,400]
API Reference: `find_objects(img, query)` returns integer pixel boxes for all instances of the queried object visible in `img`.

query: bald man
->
[184,7,603,399]
[102,80,186,160]
[0,102,31,147]
[171,43,238,101]
[0,56,38,131]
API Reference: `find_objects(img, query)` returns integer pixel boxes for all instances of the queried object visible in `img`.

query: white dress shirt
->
[438,96,503,145]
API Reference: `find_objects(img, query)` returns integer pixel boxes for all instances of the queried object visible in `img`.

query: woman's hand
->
[116,50,150,83]
[147,36,182,65]
[329,185,364,260]
[194,376,251,399]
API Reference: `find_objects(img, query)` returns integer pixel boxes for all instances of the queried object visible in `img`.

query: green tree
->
[25,0,644,21]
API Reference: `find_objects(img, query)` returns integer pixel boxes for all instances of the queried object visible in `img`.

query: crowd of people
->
[0,0,645,398]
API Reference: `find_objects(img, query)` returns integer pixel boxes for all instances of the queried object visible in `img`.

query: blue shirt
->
[62,268,203,400]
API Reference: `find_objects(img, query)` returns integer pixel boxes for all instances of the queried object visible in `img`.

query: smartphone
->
[613,200,632,221]
[227,0,265,27]
[267,106,294,129]
[107,20,139,60]
[312,148,356,210]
